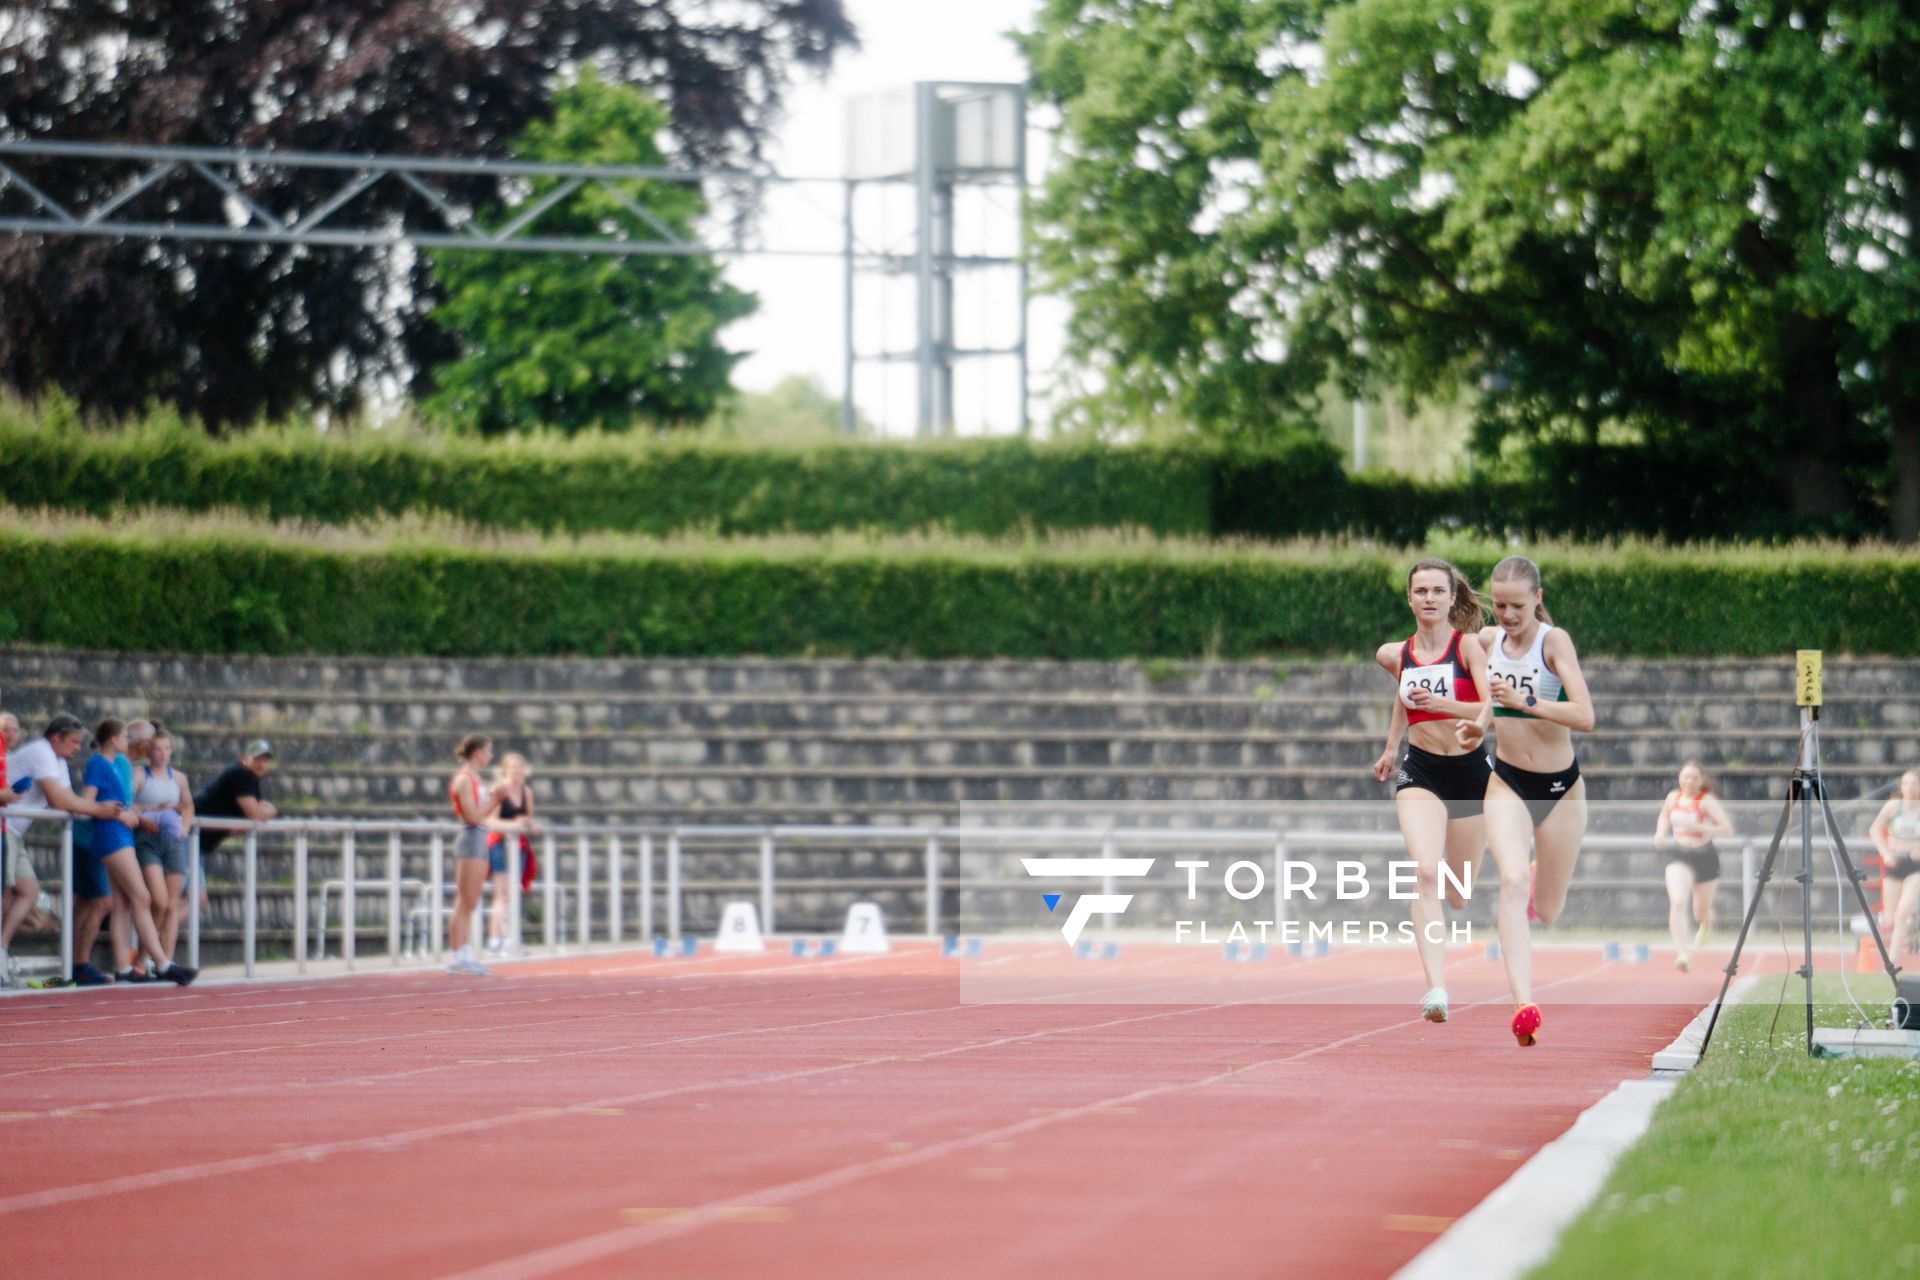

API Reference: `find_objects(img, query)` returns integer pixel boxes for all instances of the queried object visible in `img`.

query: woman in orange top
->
[447,734,503,977]
[1653,760,1734,972]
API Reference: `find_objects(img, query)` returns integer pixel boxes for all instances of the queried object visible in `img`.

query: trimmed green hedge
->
[0,408,1360,540]
[3,396,1889,543]
[3,517,1916,658]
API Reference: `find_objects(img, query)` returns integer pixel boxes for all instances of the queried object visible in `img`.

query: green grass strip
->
[1531,981,1920,1279]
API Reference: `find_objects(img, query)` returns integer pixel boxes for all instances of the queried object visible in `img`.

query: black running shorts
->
[1395,745,1492,821]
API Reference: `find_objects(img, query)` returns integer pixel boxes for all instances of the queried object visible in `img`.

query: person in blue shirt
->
[73,719,194,986]
[106,719,151,977]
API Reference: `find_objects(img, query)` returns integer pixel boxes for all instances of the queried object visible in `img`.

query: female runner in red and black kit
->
[1372,558,1491,1024]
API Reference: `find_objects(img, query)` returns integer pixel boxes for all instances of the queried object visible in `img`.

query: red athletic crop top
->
[1397,630,1482,726]
[1671,792,1706,829]
[449,770,483,823]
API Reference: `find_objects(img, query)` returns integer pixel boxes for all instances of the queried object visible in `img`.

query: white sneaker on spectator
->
[485,938,506,955]
[447,945,492,977]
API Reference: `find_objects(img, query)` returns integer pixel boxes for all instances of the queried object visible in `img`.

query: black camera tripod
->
[1696,704,1903,1060]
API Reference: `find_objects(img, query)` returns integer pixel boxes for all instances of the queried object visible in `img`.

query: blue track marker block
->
[1630,943,1651,963]
[1101,942,1120,960]
[1075,940,1093,958]
[962,938,982,957]
[1486,939,1502,961]
[1250,943,1269,961]
[1603,941,1622,961]
[790,939,808,957]
[1286,940,1304,957]
[820,939,837,957]
[1224,941,1244,961]
[1312,937,1330,958]
[942,936,959,956]
[653,937,668,957]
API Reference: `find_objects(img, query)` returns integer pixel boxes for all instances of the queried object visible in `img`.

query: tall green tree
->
[424,73,754,434]
[1024,2,1920,537]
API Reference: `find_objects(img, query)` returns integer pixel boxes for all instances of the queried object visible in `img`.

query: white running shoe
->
[1693,924,1713,948]
[1675,952,1692,973]
[485,938,506,955]
[447,956,493,977]
[1420,986,1449,1023]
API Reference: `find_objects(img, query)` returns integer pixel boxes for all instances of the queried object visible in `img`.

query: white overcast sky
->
[722,0,1064,434]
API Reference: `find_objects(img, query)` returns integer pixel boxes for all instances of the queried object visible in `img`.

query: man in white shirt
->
[9,714,129,985]
[0,711,26,985]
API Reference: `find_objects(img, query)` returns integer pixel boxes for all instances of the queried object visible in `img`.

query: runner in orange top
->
[1654,760,1734,972]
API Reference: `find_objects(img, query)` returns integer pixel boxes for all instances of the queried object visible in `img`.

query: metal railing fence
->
[0,808,1827,984]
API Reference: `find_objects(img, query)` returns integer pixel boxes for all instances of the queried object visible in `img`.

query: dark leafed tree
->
[0,1,855,426]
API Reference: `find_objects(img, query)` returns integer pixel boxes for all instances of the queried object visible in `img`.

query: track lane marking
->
[434,962,1614,1278]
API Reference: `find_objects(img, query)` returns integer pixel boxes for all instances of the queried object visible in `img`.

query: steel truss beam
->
[0,138,1015,265]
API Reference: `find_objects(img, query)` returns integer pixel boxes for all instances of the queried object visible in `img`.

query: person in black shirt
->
[194,740,278,853]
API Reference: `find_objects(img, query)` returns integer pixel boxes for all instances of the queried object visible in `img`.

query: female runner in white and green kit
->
[1467,556,1595,1047]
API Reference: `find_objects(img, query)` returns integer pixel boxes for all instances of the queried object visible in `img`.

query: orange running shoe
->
[1512,1003,1543,1047]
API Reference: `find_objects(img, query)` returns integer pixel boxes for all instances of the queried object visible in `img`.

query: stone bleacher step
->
[6,647,1915,698]
[245,761,1869,807]
[133,723,1911,774]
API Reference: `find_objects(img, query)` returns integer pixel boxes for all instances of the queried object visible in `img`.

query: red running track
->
[0,942,1747,1279]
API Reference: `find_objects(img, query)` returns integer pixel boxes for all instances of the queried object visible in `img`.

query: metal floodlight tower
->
[844,82,1027,435]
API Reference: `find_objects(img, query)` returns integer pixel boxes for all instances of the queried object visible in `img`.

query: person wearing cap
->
[191,740,278,855]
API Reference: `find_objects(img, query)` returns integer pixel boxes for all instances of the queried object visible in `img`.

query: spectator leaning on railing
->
[0,710,33,987]
[192,740,278,854]
[8,717,115,970]
[73,719,195,987]
[485,752,541,956]
[133,729,198,979]
[5,714,189,987]
[109,719,156,979]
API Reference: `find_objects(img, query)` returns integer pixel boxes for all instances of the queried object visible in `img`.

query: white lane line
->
[1651,976,1758,1071]
[0,964,1248,1212]
[0,967,959,1080]
[0,960,942,1066]
[0,975,959,1125]
[433,964,1615,1280]
[1393,981,1756,1280]
[437,1011,1446,1280]
[1389,1079,1675,1280]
